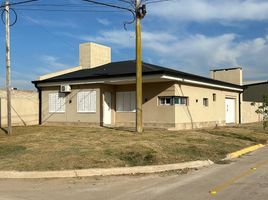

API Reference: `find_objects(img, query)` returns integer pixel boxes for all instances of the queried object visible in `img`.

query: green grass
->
[0,123,267,171]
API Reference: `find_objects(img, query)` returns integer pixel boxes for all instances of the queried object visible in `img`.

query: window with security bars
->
[159,96,188,105]
[77,91,96,112]
[49,93,66,113]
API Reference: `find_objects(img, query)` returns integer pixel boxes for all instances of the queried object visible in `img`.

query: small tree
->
[255,95,268,130]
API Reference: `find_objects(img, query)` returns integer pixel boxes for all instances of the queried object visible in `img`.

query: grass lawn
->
[0,123,267,171]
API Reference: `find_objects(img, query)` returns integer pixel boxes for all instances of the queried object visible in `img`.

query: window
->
[174,97,188,105]
[77,91,96,112]
[159,97,172,105]
[159,96,188,106]
[116,91,136,112]
[203,98,209,107]
[213,93,216,102]
[49,92,65,113]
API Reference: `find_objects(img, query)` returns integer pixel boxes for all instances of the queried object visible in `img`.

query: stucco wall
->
[242,101,262,123]
[0,90,38,127]
[115,82,175,127]
[210,68,242,85]
[41,85,101,125]
[174,83,239,129]
[40,81,240,129]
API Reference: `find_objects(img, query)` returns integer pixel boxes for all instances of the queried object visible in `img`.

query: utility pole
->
[135,0,143,133]
[5,0,12,134]
[82,0,146,133]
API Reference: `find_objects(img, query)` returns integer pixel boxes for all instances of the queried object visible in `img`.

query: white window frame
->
[159,96,188,106]
[159,96,173,106]
[116,91,136,112]
[77,90,97,113]
[174,96,188,105]
[49,92,66,113]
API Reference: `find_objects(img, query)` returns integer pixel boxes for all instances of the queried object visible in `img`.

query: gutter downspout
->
[238,91,242,124]
[34,83,42,125]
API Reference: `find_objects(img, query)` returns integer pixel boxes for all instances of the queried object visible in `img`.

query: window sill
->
[77,112,97,114]
[49,112,65,114]
[116,111,136,113]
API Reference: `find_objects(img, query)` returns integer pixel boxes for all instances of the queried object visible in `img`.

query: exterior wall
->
[174,83,239,129]
[41,85,102,125]
[241,101,262,123]
[0,90,38,127]
[243,83,268,102]
[210,68,242,85]
[80,43,111,69]
[115,82,175,127]
[40,81,240,129]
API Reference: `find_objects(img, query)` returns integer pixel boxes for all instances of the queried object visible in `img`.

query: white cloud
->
[97,18,111,26]
[24,16,77,28]
[36,55,72,75]
[149,0,268,22]
[79,29,268,80]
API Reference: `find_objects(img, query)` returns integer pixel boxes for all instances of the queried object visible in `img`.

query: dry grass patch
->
[0,123,267,171]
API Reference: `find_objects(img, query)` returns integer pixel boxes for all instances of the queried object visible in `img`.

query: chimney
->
[210,67,243,85]
[79,42,111,69]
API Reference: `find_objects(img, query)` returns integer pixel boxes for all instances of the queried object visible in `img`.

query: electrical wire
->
[0,0,39,8]
[15,8,123,13]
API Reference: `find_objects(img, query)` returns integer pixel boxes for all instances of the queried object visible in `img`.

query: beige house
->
[32,43,245,129]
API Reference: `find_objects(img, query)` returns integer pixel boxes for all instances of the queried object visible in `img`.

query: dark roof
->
[244,80,268,87]
[210,67,242,72]
[33,60,243,89]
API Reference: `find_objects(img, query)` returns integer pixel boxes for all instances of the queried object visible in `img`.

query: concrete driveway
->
[0,146,267,200]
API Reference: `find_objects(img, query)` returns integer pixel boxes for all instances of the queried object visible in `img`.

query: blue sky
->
[1,0,268,89]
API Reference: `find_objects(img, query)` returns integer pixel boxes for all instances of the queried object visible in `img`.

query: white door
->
[103,92,112,125]
[225,98,235,123]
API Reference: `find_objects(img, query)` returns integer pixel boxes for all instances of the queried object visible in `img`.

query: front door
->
[225,98,235,123]
[103,92,112,125]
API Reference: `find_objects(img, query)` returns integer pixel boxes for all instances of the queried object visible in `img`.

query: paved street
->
[0,146,267,200]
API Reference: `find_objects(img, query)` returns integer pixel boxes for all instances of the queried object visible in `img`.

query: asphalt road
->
[0,146,267,200]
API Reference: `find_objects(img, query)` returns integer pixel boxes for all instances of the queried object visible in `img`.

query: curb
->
[225,144,266,160]
[0,160,214,179]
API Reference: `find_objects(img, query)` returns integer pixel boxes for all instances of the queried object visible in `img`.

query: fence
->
[0,90,38,127]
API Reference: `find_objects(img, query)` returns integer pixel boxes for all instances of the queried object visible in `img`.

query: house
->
[32,42,245,130]
[242,81,268,123]
[0,89,38,127]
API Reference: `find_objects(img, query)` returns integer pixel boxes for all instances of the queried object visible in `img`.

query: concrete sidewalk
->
[0,160,213,179]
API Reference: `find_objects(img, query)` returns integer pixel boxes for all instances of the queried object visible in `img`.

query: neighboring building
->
[32,43,243,130]
[242,81,268,123]
[0,89,39,127]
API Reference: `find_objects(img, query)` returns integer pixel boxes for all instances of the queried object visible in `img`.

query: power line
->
[0,0,39,8]
[15,8,123,13]
[82,0,134,12]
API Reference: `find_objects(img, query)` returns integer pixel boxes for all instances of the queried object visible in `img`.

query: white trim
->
[161,75,242,92]
[37,74,242,92]
[161,75,183,82]
[184,79,243,91]
[36,75,163,87]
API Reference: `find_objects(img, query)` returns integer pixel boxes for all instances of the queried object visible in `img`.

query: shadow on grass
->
[102,126,137,133]
[201,130,267,144]
[0,127,8,135]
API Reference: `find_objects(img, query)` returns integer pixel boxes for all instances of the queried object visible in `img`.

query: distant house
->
[242,81,268,123]
[32,42,246,130]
